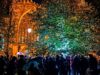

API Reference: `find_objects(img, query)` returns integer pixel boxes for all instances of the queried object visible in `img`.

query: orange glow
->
[8,0,40,56]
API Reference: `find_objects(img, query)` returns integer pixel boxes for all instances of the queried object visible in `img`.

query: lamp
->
[28,28,32,33]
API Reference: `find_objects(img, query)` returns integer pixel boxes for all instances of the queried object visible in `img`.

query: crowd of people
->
[0,54,100,75]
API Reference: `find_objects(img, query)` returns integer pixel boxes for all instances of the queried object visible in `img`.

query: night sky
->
[32,0,42,4]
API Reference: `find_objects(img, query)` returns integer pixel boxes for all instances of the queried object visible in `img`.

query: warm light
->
[45,35,49,40]
[28,28,32,33]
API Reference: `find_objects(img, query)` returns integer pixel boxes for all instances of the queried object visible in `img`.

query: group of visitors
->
[0,53,100,75]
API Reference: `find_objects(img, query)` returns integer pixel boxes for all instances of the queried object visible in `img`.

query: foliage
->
[30,0,98,55]
[85,0,100,18]
[0,0,12,16]
[0,17,15,56]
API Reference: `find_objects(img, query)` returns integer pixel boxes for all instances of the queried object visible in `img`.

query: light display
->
[32,0,97,55]
[0,0,99,56]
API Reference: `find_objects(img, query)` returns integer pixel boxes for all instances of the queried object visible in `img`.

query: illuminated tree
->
[0,17,15,56]
[85,0,100,51]
[85,0,100,18]
[63,0,99,54]
[35,0,70,54]
[0,0,15,56]
[31,0,98,55]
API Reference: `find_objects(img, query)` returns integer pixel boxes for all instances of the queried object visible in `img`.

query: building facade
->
[0,0,40,56]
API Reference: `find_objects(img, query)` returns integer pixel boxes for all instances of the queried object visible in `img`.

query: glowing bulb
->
[28,28,32,33]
